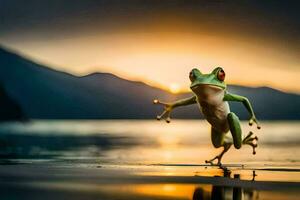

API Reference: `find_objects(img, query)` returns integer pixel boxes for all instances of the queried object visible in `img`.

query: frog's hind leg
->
[205,127,232,166]
[228,112,258,155]
[227,112,242,149]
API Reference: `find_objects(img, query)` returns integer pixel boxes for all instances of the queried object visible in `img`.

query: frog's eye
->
[217,69,225,81]
[189,70,196,81]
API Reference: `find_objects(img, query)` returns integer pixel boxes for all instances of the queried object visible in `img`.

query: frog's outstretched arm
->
[153,96,197,123]
[223,93,261,129]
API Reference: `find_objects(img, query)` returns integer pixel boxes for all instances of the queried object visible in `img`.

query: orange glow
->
[2,30,299,93]
[133,184,208,199]
[169,83,181,93]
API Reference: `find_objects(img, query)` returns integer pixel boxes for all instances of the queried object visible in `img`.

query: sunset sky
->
[0,0,299,93]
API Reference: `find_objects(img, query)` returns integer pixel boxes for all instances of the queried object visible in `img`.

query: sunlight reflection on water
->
[0,120,299,165]
[0,120,299,200]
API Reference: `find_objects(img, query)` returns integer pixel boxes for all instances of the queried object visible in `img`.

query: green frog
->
[154,67,261,165]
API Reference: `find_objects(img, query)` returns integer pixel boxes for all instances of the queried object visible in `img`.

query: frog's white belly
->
[193,85,230,133]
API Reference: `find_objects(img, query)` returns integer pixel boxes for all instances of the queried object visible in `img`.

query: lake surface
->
[0,120,299,199]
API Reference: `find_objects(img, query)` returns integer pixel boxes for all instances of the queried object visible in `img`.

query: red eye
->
[189,71,195,81]
[217,69,225,81]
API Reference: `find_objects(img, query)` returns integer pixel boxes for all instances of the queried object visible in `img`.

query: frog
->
[153,67,261,166]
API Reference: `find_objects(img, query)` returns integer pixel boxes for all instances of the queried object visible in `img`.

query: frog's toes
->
[205,160,211,164]
[153,99,159,104]
[248,119,254,126]
[249,142,257,155]
[252,145,257,155]
[205,160,217,166]
[166,117,171,123]
[243,131,253,143]
[205,159,215,166]
[243,132,258,154]
[257,125,261,130]
[205,155,221,166]
[243,132,259,145]
[245,141,258,155]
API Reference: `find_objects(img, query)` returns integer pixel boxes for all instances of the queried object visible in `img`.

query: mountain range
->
[0,46,299,120]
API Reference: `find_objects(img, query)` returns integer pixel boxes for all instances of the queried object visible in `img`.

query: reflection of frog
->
[154,67,260,165]
[192,169,258,200]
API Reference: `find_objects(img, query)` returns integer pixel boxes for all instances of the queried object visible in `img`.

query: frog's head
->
[189,67,226,92]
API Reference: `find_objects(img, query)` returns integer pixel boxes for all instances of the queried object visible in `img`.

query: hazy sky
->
[0,0,299,93]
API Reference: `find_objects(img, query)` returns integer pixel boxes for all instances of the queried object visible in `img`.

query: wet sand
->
[0,162,299,200]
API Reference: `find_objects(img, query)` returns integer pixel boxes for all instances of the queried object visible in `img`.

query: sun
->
[169,83,181,94]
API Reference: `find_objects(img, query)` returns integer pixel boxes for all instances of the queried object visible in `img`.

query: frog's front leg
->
[228,112,258,155]
[223,93,261,129]
[153,96,197,123]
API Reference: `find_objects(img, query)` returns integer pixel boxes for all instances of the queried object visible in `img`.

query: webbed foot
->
[205,143,231,166]
[243,133,258,155]
[153,99,173,123]
[205,157,222,166]
[249,117,261,129]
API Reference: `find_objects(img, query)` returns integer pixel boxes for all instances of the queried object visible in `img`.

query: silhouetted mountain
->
[0,84,25,121]
[0,46,299,120]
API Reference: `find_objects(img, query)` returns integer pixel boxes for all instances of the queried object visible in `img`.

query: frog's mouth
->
[191,84,223,91]
[190,82,225,90]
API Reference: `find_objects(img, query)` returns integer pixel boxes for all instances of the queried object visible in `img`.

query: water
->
[0,120,299,165]
[0,120,299,199]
